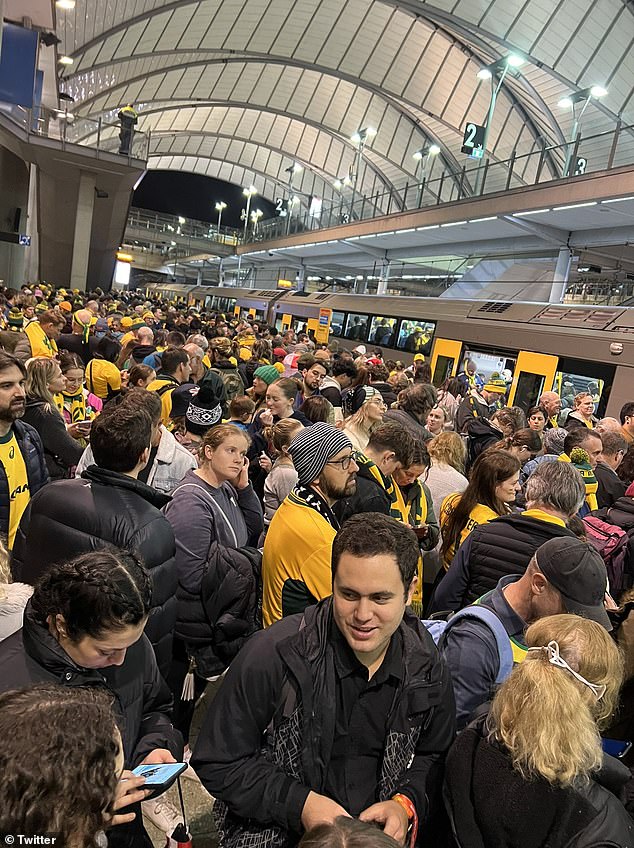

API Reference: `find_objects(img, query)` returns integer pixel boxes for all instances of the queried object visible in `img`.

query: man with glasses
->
[293,355,330,413]
[594,430,628,508]
[262,422,358,626]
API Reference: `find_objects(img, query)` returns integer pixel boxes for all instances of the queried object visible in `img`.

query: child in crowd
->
[229,395,256,430]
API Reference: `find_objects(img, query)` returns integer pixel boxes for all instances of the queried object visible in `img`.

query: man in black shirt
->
[192,513,455,847]
[595,429,628,508]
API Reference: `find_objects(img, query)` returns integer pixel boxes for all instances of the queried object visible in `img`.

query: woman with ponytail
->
[445,614,633,848]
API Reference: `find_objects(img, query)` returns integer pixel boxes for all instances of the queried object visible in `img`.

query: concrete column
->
[24,163,39,283]
[196,268,203,285]
[377,260,391,296]
[69,172,96,291]
[550,247,572,303]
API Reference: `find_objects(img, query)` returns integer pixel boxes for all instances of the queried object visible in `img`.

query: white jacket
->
[0,582,33,642]
[76,425,197,495]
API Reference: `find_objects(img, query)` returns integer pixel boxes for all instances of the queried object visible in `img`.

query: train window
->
[330,311,345,337]
[397,319,436,354]
[344,313,369,341]
[369,316,398,347]
[433,355,454,387]
[514,372,546,411]
[461,349,516,387]
[553,358,615,419]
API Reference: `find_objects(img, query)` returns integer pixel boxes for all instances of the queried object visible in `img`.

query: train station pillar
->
[196,268,203,285]
[69,171,96,291]
[296,264,306,292]
[550,247,572,303]
[377,261,391,296]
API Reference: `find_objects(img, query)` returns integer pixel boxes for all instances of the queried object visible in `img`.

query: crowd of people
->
[0,282,634,847]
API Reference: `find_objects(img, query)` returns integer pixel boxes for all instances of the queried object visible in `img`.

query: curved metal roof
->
[57,0,634,206]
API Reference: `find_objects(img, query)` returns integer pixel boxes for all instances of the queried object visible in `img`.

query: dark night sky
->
[132,170,277,228]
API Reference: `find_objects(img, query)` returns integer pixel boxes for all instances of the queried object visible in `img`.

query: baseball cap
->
[535,537,610,630]
[413,353,425,362]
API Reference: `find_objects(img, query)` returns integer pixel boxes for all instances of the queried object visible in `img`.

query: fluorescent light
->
[398,228,415,233]
[591,85,607,98]
[553,201,597,211]
[477,68,493,81]
[558,97,573,109]
[441,220,468,227]
[513,208,551,216]
[469,216,497,223]
[56,0,75,8]
[59,55,74,65]
[416,225,439,231]
[601,196,634,204]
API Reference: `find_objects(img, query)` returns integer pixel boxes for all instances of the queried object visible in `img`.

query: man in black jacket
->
[0,351,48,550]
[595,429,628,508]
[193,513,455,847]
[334,422,415,523]
[11,400,177,681]
[432,461,585,613]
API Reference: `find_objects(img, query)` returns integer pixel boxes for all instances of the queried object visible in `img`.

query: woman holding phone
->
[164,424,264,746]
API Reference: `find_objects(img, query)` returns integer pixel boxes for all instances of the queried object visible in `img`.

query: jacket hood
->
[607,496,634,527]
[468,418,501,439]
[131,344,156,361]
[81,464,171,508]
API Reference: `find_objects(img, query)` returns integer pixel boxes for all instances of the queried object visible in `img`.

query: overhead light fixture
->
[215,201,227,210]
[333,179,342,189]
[178,216,185,225]
[590,85,608,98]
[59,55,74,65]
[428,144,441,155]
[350,127,377,144]
[506,54,524,68]
[243,185,257,197]
[477,68,493,81]
[56,0,76,8]
[558,96,574,109]
[477,53,525,81]
[558,85,608,108]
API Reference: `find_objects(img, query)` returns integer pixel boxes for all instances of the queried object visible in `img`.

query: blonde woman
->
[426,433,469,527]
[565,391,599,431]
[342,385,386,451]
[22,358,83,480]
[262,418,305,529]
[445,614,632,848]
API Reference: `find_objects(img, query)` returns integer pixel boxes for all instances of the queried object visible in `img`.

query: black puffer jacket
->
[0,420,48,542]
[0,602,182,768]
[445,714,633,848]
[11,465,177,680]
[465,417,502,470]
[22,398,84,480]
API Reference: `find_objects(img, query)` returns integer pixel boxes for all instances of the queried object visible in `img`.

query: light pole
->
[215,201,227,237]
[413,144,441,206]
[349,126,377,220]
[474,54,524,192]
[251,208,263,238]
[285,163,303,234]
[177,215,185,235]
[558,85,608,176]
[241,186,257,242]
[333,175,352,224]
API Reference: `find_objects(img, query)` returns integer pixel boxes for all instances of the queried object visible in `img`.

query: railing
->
[248,121,634,242]
[126,208,241,248]
[0,103,150,161]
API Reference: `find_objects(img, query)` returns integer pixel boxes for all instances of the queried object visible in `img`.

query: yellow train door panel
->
[431,339,463,387]
[508,351,559,409]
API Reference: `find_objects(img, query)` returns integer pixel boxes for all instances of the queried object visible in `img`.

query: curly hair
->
[0,684,120,843]
[428,432,466,474]
[395,383,437,422]
[31,548,152,640]
[490,614,623,786]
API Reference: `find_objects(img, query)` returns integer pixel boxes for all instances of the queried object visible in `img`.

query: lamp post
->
[413,144,441,206]
[285,163,303,235]
[241,186,257,242]
[473,54,524,193]
[215,201,227,237]
[349,126,377,221]
[177,215,185,235]
[251,208,263,238]
[558,85,608,176]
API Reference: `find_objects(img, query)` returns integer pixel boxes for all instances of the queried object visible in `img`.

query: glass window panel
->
[368,316,398,347]
[396,319,436,353]
[344,313,369,341]
[330,311,345,337]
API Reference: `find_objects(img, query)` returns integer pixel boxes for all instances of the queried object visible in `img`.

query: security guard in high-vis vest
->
[117,103,138,154]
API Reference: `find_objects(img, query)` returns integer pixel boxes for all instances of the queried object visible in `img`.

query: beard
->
[0,399,25,422]
[321,474,357,502]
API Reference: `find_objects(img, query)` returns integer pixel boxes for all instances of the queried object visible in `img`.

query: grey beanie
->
[544,427,568,455]
[288,422,353,486]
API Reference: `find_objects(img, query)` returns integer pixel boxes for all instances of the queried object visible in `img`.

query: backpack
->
[583,515,630,595]
[423,605,517,684]
[210,366,244,403]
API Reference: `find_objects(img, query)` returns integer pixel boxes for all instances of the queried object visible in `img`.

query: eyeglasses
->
[326,452,357,471]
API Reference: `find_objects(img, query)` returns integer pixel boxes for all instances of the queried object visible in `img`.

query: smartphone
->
[131,762,187,791]
[602,739,632,759]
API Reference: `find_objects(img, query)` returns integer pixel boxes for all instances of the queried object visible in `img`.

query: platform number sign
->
[275,198,288,217]
[461,122,486,158]
[574,156,588,176]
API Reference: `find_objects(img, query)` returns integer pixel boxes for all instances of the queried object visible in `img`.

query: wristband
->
[392,793,418,848]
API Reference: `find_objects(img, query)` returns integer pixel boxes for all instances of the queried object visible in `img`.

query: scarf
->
[293,484,340,531]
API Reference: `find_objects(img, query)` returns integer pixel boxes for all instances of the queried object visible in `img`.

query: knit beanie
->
[342,385,382,417]
[59,301,72,314]
[483,372,507,394]
[254,364,279,386]
[186,381,223,435]
[288,422,352,486]
[7,308,23,331]
[120,316,133,329]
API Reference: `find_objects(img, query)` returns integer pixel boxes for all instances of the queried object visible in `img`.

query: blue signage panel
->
[0,23,38,109]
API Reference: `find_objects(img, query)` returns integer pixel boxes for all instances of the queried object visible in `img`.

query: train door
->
[508,352,559,411]
[431,339,463,386]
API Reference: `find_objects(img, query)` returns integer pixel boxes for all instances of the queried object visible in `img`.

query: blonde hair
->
[574,391,593,408]
[25,357,62,415]
[489,614,623,787]
[343,400,383,440]
[428,432,466,474]
[269,417,304,455]
[0,538,10,601]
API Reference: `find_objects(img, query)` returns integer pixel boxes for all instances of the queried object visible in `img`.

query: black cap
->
[535,537,611,630]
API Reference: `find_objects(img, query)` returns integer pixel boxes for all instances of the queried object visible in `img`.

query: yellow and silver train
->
[141,282,634,419]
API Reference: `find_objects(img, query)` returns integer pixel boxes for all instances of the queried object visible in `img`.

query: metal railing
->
[0,103,150,161]
[248,120,634,242]
[126,208,241,247]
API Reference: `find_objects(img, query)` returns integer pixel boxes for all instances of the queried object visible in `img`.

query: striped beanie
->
[288,422,352,486]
